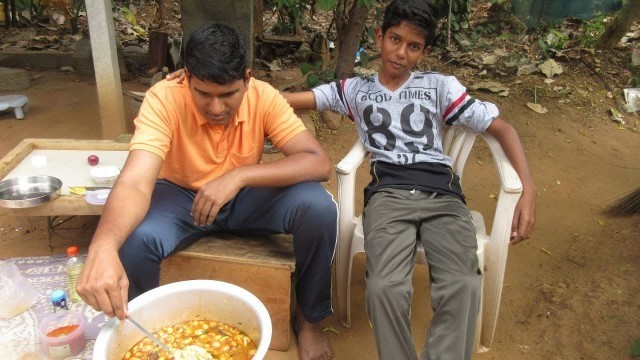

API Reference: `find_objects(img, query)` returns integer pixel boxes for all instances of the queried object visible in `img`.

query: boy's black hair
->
[382,0,440,47]
[184,24,247,84]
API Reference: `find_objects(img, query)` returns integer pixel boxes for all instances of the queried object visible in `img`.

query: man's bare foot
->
[295,306,333,360]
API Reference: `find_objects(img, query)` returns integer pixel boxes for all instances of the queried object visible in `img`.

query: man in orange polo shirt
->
[77,24,336,360]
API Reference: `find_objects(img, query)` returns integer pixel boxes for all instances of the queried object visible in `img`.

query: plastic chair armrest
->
[481,132,523,194]
[336,140,367,227]
[336,140,368,175]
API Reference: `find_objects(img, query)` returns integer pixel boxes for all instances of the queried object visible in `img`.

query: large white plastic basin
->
[93,280,272,359]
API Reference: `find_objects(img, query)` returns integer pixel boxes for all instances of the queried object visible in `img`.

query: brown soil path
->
[0,64,639,359]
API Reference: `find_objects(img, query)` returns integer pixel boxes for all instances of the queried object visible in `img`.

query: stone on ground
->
[0,67,30,91]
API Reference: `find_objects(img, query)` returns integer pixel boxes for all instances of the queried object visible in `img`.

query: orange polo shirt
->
[130,77,306,190]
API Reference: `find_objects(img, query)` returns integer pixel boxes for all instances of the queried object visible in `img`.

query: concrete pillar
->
[180,0,254,66]
[85,0,126,139]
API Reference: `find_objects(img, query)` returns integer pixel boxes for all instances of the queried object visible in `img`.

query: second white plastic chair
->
[335,125,523,352]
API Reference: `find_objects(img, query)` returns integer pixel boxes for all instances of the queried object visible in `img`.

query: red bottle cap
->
[67,246,79,256]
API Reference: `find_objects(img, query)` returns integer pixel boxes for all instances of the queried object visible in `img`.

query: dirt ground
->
[0,51,639,360]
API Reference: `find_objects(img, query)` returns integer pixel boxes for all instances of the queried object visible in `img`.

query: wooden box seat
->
[159,233,295,351]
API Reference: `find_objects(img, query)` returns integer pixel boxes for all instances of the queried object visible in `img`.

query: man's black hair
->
[381,0,441,47]
[184,24,247,84]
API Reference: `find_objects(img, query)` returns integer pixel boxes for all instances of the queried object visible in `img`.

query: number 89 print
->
[361,102,439,165]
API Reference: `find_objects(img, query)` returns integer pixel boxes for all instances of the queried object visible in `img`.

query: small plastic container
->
[39,310,86,359]
[30,155,47,167]
[90,165,120,186]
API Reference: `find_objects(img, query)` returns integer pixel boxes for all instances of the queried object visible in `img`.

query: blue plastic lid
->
[51,289,66,302]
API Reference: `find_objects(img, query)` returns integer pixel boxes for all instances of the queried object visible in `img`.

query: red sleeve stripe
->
[341,79,355,121]
[442,92,468,123]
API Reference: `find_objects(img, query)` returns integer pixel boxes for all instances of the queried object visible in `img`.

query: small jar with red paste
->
[39,310,86,358]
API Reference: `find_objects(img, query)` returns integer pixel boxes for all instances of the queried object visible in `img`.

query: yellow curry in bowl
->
[123,320,257,360]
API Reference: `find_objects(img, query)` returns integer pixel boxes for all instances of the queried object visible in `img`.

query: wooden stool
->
[0,95,29,119]
[159,233,296,351]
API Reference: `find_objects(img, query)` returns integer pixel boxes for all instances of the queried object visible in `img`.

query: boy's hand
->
[166,68,186,84]
[510,188,536,244]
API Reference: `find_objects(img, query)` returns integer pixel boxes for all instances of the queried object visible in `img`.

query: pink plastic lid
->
[85,189,111,205]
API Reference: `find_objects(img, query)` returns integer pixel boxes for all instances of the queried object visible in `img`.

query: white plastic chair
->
[335,125,523,352]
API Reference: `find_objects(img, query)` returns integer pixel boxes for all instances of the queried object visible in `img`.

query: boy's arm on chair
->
[281,91,318,110]
[485,117,537,244]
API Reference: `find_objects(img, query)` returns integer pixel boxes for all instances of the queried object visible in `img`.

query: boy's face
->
[376,21,430,81]
[186,69,251,127]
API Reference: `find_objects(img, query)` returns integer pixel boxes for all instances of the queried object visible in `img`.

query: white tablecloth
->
[0,255,109,360]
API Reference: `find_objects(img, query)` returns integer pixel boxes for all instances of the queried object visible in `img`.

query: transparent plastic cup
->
[39,310,86,359]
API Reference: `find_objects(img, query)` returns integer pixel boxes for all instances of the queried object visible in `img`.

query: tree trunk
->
[334,0,370,79]
[10,0,17,27]
[4,0,10,29]
[595,0,640,50]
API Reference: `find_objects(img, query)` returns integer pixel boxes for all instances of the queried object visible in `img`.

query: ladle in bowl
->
[126,317,211,359]
[126,317,174,355]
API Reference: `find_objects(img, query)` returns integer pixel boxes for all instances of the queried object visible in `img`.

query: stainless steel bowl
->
[0,175,62,208]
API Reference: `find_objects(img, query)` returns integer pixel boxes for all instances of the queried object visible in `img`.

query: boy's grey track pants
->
[364,188,481,360]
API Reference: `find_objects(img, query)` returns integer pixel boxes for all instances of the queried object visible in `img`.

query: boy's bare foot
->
[295,306,333,360]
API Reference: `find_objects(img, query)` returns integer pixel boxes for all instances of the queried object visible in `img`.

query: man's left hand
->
[191,170,243,226]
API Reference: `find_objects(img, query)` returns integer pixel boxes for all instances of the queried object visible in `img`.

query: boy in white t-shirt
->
[284,0,536,358]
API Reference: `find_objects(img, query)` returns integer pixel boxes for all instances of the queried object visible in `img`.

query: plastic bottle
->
[66,246,84,303]
[50,289,68,312]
